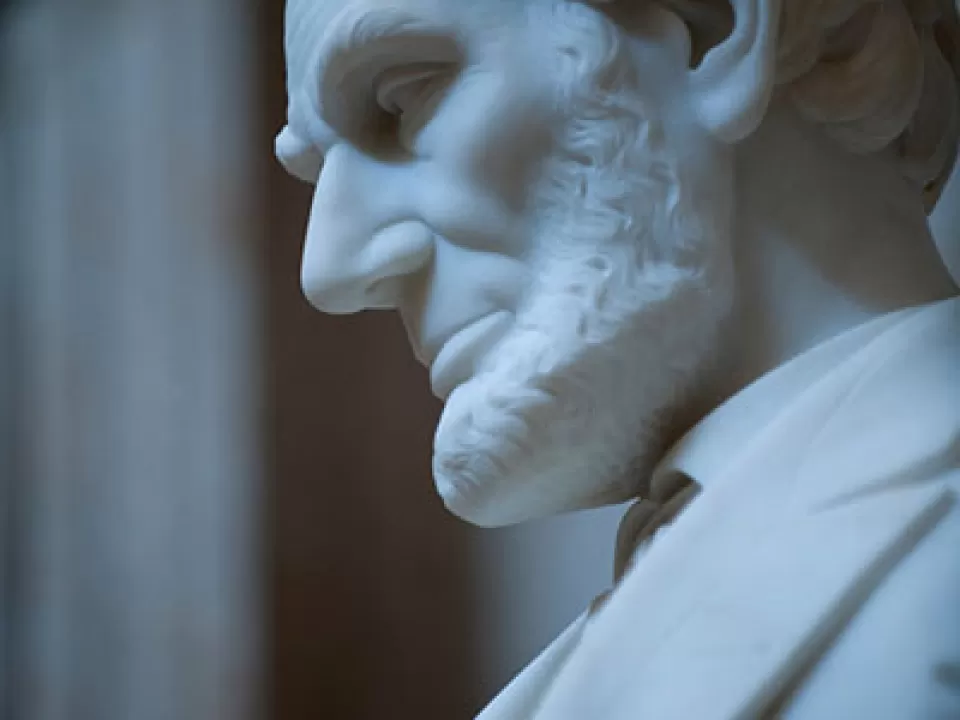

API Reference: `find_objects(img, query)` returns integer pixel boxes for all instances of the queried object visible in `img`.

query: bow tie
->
[590,472,701,615]
[614,471,700,581]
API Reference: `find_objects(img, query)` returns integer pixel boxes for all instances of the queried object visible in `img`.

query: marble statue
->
[276,0,960,716]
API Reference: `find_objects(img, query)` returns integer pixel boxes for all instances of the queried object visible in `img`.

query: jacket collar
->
[650,301,931,498]
[533,297,960,719]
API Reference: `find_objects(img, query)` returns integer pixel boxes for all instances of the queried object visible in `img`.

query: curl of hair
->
[657,0,960,211]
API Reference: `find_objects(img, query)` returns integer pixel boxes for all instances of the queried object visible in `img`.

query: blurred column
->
[1,1,261,719]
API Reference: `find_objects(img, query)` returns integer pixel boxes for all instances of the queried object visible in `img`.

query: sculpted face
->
[278,0,736,525]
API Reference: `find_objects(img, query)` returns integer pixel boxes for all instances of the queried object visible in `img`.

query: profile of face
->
[277,0,958,525]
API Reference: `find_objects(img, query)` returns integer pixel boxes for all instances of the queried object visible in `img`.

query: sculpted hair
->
[644,0,960,211]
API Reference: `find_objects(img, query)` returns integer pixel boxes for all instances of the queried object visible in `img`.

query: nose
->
[300,144,434,314]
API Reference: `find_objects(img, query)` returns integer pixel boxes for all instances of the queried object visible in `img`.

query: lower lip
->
[429,311,512,399]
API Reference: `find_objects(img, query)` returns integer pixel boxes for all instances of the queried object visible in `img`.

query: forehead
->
[286,0,446,134]
[282,0,526,140]
[286,0,466,87]
[284,0,529,93]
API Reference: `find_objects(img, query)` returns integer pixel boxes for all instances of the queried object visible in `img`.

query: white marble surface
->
[277,0,960,708]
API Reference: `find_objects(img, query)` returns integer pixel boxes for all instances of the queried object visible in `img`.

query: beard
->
[433,4,735,527]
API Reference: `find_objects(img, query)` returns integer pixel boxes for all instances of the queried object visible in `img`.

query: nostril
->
[300,221,435,314]
[302,281,347,315]
[363,221,435,274]
[301,270,365,315]
[355,221,435,302]
[301,260,415,314]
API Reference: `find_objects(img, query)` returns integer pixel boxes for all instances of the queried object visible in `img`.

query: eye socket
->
[373,62,450,122]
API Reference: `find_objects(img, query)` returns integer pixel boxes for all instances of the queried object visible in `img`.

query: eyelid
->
[373,63,448,115]
[319,28,464,144]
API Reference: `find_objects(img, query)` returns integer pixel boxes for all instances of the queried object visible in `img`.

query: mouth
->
[428,310,512,399]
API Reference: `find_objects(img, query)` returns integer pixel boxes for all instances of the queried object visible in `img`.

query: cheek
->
[414,165,526,257]
[417,73,555,213]
[471,99,554,210]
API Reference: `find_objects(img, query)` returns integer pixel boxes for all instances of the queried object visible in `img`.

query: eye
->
[374,62,449,120]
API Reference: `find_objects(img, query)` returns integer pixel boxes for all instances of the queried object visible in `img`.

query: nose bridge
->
[305,144,381,275]
[301,145,430,313]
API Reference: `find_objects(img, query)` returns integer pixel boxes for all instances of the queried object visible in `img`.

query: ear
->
[689,0,781,143]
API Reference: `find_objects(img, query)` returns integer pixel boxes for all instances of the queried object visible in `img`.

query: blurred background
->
[1,1,958,719]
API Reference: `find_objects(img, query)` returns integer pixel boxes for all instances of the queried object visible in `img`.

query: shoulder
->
[782,467,960,719]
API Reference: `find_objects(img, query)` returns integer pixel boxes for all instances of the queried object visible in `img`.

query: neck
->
[691,96,958,421]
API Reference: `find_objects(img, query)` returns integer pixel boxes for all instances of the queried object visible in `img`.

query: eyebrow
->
[318,5,458,71]
[308,5,464,133]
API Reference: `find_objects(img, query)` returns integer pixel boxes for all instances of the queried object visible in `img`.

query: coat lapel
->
[477,613,589,720]
[531,298,960,719]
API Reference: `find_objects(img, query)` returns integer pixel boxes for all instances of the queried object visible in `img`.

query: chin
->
[432,258,729,527]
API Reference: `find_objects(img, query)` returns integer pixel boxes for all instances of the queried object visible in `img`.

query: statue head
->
[276,0,960,526]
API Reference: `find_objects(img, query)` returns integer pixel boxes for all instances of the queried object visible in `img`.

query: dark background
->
[258,2,484,717]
